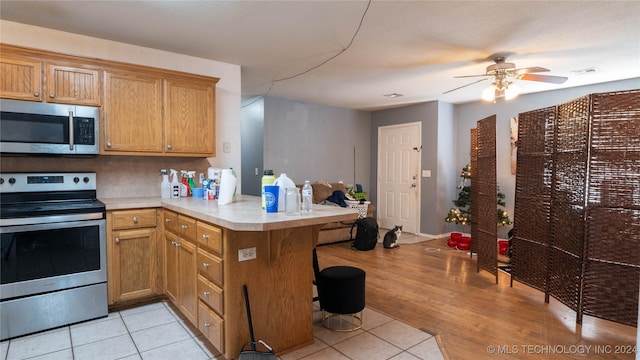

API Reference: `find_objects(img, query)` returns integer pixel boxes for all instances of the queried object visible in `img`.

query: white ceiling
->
[1,1,639,111]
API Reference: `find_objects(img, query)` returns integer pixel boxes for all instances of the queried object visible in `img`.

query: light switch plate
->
[223,142,231,153]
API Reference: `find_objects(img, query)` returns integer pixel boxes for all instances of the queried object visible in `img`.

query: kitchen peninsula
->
[102,195,358,359]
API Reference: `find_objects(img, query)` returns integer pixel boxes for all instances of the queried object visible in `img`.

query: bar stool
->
[313,249,366,331]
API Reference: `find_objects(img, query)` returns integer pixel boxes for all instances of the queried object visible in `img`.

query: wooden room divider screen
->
[511,89,639,327]
[474,116,498,283]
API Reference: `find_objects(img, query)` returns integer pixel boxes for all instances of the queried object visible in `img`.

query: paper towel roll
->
[218,169,237,205]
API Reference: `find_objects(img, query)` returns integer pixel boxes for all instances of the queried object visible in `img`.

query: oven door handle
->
[69,110,75,151]
[0,212,104,227]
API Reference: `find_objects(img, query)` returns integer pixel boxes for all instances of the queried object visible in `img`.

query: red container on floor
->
[498,240,509,255]
[448,232,462,248]
[457,236,471,250]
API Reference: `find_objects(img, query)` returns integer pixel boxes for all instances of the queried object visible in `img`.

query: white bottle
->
[302,180,313,214]
[160,169,171,199]
[273,173,295,212]
[170,169,180,198]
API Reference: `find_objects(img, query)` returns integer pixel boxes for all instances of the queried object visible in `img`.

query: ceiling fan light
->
[505,83,520,100]
[481,84,496,101]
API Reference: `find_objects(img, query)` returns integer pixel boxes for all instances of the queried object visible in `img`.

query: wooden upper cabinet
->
[0,56,43,101]
[0,51,100,105]
[103,70,164,153]
[46,63,100,106]
[165,78,216,156]
[1,44,219,157]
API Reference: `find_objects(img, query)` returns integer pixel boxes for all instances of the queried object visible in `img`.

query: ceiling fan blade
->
[443,78,489,94]
[513,66,550,76]
[520,73,568,84]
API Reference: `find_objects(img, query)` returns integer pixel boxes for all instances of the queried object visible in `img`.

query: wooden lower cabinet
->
[198,301,224,352]
[177,238,197,324]
[161,210,317,359]
[195,225,225,354]
[107,209,159,305]
[164,220,197,325]
[164,231,179,302]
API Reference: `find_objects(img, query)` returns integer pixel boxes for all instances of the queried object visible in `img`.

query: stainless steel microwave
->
[0,99,99,155]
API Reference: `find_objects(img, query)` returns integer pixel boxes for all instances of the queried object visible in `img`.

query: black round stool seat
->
[318,265,366,315]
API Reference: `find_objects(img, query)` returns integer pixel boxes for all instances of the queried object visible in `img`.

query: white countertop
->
[101,194,358,231]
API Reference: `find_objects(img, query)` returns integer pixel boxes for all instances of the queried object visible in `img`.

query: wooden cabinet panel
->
[112,209,157,230]
[110,228,157,302]
[163,210,179,235]
[164,231,179,302]
[103,70,163,153]
[0,56,42,101]
[178,215,196,243]
[197,222,222,255]
[107,209,159,306]
[197,274,223,316]
[165,79,216,155]
[197,248,223,287]
[178,238,197,325]
[198,301,224,353]
[46,63,100,106]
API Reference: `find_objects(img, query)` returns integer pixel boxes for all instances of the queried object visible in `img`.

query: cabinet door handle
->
[115,237,120,243]
[204,323,211,328]
[50,93,56,98]
[132,217,138,223]
[106,142,112,148]
[167,144,172,150]
[175,242,181,247]
[181,225,188,230]
[165,218,172,223]
[34,91,40,97]
[203,291,210,297]
[202,262,209,269]
[171,241,177,246]
[201,234,209,240]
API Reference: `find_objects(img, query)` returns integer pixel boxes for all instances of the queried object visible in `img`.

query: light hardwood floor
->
[316,238,637,360]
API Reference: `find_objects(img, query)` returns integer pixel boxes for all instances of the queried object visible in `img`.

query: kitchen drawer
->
[197,274,223,315]
[163,210,179,235]
[198,300,224,353]
[197,222,222,255]
[197,248,223,286]
[111,209,156,230]
[178,215,196,242]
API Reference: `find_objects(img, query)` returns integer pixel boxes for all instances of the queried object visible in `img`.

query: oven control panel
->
[0,173,97,193]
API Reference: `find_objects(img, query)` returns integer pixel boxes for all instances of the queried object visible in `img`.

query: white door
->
[377,122,421,233]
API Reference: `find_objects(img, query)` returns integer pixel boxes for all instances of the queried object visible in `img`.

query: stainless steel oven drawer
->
[0,282,107,340]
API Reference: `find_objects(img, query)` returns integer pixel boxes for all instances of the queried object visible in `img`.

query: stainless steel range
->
[0,172,107,340]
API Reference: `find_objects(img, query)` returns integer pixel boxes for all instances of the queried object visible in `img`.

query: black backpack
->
[350,217,379,251]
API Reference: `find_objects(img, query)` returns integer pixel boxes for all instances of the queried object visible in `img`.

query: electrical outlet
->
[223,142,231,153]
[238,247,256,262]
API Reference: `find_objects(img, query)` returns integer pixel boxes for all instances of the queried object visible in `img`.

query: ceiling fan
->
[444,54,568,101]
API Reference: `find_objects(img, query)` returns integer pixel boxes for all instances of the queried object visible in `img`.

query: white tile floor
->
[1,301,445,360]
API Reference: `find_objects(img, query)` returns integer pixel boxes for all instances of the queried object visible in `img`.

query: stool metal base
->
[321,310,363,332]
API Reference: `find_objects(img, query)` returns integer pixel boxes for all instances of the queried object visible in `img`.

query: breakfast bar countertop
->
[100,194,358,231]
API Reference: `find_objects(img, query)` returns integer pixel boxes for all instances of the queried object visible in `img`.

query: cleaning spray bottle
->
[170,169,180,198]
[187,171,197,191]
[180,170,190,197]
[160,169,171,199]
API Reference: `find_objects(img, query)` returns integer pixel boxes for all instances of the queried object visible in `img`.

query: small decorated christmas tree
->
[445,164,512,226]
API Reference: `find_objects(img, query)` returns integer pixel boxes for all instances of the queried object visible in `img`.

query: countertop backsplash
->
[0,155,211,199]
